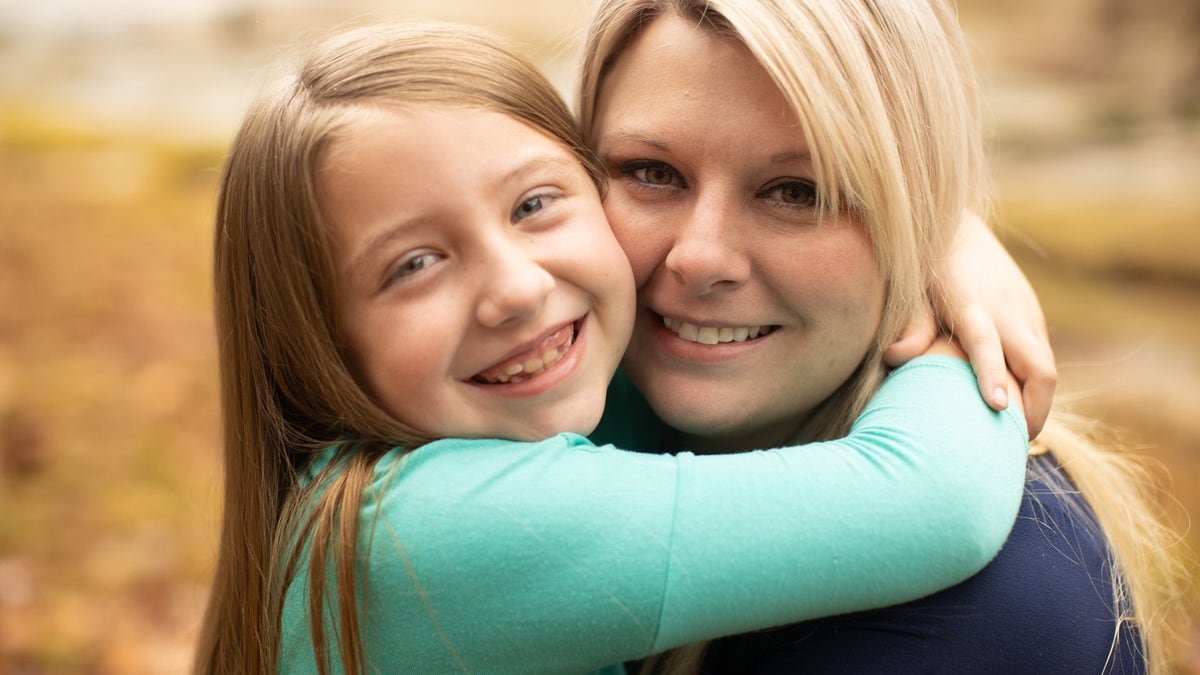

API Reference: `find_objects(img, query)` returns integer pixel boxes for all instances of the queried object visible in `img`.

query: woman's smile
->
[659,314,779,345]
[591,14,886,449]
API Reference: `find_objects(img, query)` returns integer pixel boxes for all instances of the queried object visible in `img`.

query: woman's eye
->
[761,180,818,208]
[624,161,685,188]
[513,195,545,222]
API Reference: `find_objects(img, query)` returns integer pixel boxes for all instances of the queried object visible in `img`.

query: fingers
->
[883,308,938,367]
[951,305,1010,412]
[956,309,1057,437]
[1001,329,1058,438]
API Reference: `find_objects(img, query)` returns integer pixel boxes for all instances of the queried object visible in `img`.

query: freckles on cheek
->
[795,256,865,294]
[792,245,885,316]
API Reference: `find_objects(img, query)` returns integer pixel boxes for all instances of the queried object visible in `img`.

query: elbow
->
[925,414,1028,578]
[939,472,1024,577]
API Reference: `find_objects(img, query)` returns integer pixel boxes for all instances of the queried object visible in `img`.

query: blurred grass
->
[1004,198,1200,286]
[0,105,223,673]
[1,94,1198,675]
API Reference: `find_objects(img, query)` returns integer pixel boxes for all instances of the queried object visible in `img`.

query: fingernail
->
[992,387,1009,408]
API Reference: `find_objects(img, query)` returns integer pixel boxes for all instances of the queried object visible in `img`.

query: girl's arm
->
[280,356,1027,674]
[884,213,1057,436]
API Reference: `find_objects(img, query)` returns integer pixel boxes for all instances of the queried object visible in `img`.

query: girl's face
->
[320,105,634,441]
[590,15,886,452]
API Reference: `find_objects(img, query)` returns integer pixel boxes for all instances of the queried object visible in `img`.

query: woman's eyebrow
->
[595,131,671,153]
[770,150,812,164]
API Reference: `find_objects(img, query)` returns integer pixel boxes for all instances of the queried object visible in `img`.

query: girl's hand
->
[921,337,1027,423]
[884,213,1056,437]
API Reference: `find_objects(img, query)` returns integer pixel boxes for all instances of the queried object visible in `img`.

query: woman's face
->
[590,15,886,452]
[321,104,634,441]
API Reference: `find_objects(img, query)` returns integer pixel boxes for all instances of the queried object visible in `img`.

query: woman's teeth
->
[662,316,775,344]
[473,326,575,384]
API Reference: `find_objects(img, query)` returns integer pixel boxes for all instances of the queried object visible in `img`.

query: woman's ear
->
[883,306,937,368]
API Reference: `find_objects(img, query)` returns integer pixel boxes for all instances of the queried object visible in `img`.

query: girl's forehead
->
[328,101,577,157]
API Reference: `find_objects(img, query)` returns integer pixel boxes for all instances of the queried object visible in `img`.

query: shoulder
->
[704,455,1138,675]
[358,432,600,487]
[880,354,1028,440]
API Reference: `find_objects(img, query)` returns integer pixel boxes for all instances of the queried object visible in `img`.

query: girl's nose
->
[474,241,556,328]
[663,190,751,295]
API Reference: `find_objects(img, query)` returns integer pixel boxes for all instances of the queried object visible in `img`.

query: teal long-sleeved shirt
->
[279,356,1028,673]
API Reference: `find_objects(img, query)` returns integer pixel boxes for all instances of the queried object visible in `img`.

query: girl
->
[194,21,1034,675]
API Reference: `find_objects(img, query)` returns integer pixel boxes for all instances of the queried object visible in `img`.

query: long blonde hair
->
[579,0,1187,672]
[194,22,602,675]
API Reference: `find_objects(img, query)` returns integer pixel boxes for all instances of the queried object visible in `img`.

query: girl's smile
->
[470,318,581,386]
[319,104,635,441]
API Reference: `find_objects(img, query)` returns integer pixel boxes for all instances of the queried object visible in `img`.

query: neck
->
[669,415,811,455]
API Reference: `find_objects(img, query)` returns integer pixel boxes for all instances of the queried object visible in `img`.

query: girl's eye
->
[513,195,545,222]
[760,180,818,208]
[624,161,686,189]
[387,252,442,285]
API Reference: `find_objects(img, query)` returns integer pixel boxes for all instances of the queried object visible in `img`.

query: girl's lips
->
[471,320,581,385]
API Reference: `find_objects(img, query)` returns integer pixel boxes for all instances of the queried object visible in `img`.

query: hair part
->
[194,21,599,675]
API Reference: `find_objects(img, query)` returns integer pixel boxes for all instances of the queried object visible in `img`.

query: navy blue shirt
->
[701,454,1142,674]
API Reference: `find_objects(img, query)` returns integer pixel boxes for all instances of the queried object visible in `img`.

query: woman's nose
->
[474,240,556,328]
[663,190,751,295]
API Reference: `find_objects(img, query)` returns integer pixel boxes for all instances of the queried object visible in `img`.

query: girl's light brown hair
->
[194,21,600,675]
[578,0,1188,673]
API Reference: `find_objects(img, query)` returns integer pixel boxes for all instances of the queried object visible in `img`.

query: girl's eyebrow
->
[349,214,433,277]
[347,152,582,276]
[499,152,581,186]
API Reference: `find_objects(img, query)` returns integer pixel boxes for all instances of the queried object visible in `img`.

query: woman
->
[579,0,1186,672]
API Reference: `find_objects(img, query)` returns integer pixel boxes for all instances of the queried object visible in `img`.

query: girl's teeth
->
[473,327,575,384]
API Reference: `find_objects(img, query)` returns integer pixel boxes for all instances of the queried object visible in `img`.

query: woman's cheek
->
[604,195,669,285]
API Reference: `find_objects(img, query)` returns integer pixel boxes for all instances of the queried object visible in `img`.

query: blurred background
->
[0,0,1196,672]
